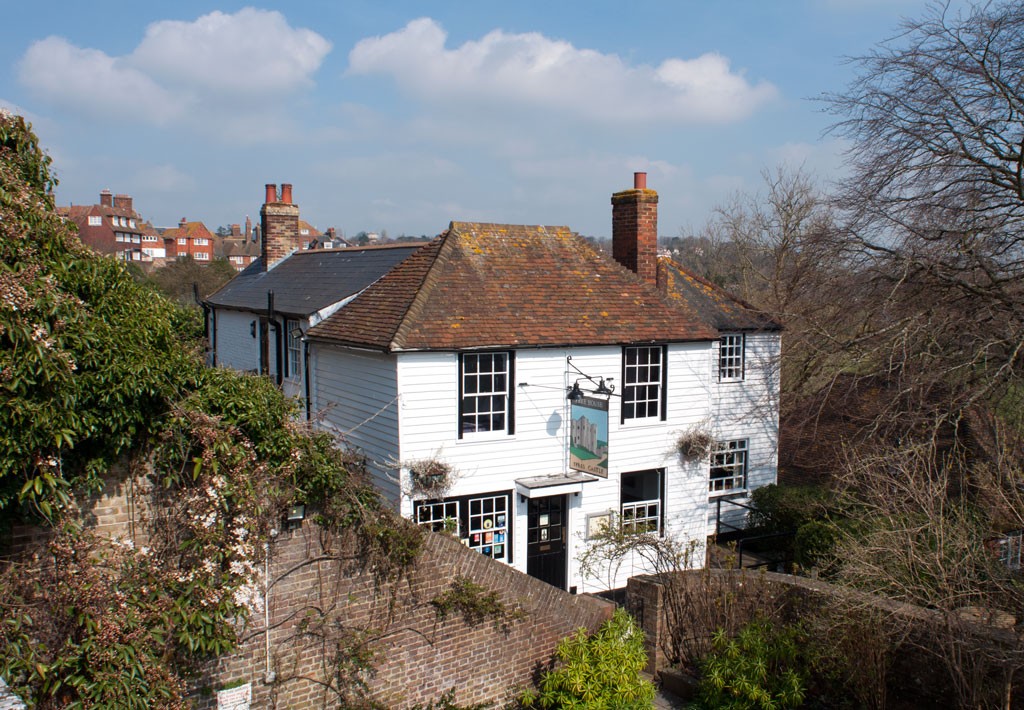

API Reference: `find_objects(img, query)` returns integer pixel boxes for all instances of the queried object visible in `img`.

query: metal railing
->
[713,496,795,570]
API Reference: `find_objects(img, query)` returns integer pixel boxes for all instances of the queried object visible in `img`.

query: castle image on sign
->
[570,396,609,477]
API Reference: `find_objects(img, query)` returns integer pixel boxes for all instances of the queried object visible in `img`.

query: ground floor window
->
[414,491,512,563]
[621,468,663,534]
[710,439,748,495]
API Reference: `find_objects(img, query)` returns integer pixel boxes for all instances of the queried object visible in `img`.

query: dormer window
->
[87,215,102,226]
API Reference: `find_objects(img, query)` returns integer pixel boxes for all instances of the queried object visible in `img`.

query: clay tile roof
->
[306,221,720,352]
[657,258,781,332]
[163,221,213,239]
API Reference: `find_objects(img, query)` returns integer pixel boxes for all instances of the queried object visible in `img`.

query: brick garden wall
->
[190,527,613,708]
[626,569,1023,707]
[2,472,614,708]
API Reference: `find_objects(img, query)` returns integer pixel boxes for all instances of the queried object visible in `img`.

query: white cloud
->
[18,37,182,124]
[130,9,331,96]
[348,18,778,124]
[17,9,330,128]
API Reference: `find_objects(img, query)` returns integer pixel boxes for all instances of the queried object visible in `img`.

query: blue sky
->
[1,1,936,238]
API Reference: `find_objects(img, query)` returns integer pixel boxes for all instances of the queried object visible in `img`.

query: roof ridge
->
[389,232,450,350]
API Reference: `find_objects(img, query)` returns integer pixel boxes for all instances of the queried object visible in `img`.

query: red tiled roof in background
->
[162,221,213,240]
[307,221,719,352]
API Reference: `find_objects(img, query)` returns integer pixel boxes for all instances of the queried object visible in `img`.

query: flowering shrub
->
[0,112,420,706]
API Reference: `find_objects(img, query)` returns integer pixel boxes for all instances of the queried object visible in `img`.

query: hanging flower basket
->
[409,459,453,499]
[676,426,714,461]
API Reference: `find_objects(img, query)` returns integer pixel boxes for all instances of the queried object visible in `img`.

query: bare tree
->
[825,0,1024,426]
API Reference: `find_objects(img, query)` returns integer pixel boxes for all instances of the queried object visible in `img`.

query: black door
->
[527,495,567,590]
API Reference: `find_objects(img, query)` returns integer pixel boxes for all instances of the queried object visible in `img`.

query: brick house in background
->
[58,189,146,262]
[162,218,215,263]
[208,175,782,594]
[216,219,261,272]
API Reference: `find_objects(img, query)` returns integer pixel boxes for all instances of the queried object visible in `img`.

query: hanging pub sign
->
[570,395,609,477]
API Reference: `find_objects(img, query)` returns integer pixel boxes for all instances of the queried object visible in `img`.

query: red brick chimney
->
[100,189,113,208]
[245,216,253,240]
[230,223,241,237]
[179,217,188,228]
[114,194,133,214]
[611,172,658,285]
[260,183,301,270]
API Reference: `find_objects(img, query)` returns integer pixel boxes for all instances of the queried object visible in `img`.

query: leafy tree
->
[0,112,416,707]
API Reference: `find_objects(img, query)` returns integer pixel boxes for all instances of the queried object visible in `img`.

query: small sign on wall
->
[217,682,251,710]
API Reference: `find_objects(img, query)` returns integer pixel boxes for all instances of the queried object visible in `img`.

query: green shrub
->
[748,484,836,535]
[522,608,655,709]
[697,619,806,710]
[794,519,840,570]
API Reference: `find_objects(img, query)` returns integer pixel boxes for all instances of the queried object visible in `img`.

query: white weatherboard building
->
[208,174,781,593]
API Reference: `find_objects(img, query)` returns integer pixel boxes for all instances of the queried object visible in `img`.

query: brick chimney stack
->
[245,216,253,240]
[114,194,133,214]
[260,183,301,270]
[611,171,658,285]
[100,189,113,208]
[179,217,188,228]
[230,223,241,237]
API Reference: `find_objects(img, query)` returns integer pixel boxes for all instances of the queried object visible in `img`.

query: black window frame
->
[414,491,513,563]
[458,351,515,438]
[621,344,667,424]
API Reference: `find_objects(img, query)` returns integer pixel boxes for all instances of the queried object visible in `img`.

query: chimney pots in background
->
[265,184,277,204]
[281,184,293,205]
[634,172,647,190]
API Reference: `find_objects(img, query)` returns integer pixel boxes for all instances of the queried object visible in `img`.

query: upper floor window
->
[194,252,209,261]
[719,334,745,381]
[710,439,748,495]
[621,469,663,535]
[129,219,136,228]
[286,319,301,379]
[178,237,186,245]
[622,345,666,422]
[194,237,209,246]
[87,215,102,226]
[459,352,513,437]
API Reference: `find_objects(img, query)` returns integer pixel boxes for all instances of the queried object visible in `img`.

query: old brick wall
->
[190,524,614,708]
[3,475,614,708]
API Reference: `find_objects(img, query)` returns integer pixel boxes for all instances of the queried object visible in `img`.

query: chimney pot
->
[281,183,293,205]
[634,172,647,190]
[265,184,277,204]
